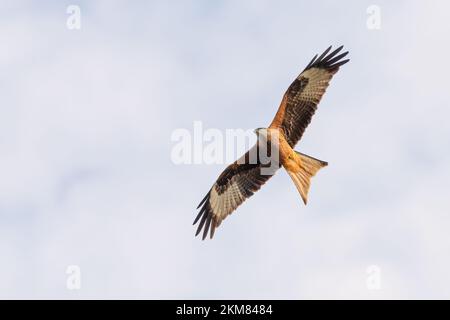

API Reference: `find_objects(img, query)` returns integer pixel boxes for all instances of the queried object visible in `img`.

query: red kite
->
[194,46,349,239]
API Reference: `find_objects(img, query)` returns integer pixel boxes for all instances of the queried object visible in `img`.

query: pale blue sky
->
[1,0,450,298]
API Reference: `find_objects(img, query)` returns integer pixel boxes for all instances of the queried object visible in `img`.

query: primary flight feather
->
[194,46,349,240]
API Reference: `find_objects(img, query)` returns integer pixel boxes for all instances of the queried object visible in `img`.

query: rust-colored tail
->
[286,152,328,205]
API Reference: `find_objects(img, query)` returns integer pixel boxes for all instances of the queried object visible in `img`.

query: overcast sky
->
[1,0,450,299]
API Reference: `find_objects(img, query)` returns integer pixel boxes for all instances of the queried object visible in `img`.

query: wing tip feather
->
[194,192,216,240]
[304,45,350,72]
[194,162,273,241]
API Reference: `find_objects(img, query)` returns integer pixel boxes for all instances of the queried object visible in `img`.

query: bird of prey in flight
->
[194,46,349,240]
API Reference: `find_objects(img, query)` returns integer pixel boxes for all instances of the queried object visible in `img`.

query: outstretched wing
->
[269,46,349,147]
[194,147,275,240]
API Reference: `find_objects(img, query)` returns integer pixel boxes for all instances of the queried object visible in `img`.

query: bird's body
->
[194,46,349,240]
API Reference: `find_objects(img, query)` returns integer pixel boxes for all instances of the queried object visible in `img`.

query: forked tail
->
[286,151,328,205]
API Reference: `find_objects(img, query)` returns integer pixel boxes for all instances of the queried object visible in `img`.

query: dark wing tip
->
[196,192,209,209]
[331,58,350,69]
[209,220,216,239]
[202,215,212,240]
[194,192,215,240]
[193,192,210,225]
[304,45,350,72]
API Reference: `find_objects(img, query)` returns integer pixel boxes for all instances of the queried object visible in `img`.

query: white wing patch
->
[209,177,245,227]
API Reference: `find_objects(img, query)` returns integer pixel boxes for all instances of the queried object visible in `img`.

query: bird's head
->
[254,128,270,142]
[253,127,268,135]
